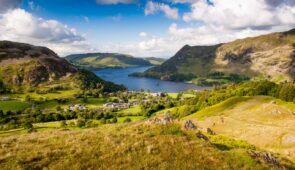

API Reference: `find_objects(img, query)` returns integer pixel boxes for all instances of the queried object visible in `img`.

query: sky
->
[0,0,294,58]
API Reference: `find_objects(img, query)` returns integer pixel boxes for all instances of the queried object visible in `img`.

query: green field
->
[0,100,31,113]
[117,105,142,116]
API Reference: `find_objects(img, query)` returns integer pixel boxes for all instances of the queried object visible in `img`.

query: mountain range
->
[132,28,295,85]
[65,53,165,70]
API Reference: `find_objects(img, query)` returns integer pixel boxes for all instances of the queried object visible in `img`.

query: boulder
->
[249,151,282,169]
[162,112,173,125]
[196,131,209,141]
[184,120,197,130]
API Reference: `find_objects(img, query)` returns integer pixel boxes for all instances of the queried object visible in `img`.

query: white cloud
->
[183,0,295,30]
[96,0,135,5]
[139,32,148,37]
[0,8,93,56]
[145,1,179,20]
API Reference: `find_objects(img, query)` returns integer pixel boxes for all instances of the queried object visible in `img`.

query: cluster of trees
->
[140,96,176,117]
[171,80,295,119]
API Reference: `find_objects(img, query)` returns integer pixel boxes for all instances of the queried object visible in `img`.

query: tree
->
[112,117,118,123]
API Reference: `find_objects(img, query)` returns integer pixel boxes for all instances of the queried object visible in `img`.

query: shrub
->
[100,118,106,124]
[124,118,132,123]
[112,117,118,123]
[23,121,33,129]
[76,118,86,127]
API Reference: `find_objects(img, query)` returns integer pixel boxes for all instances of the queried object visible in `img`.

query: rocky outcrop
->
[184,120,197,130]
[249,151,282,169]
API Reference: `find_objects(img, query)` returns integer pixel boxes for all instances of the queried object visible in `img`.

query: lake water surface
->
[94,66,209,92]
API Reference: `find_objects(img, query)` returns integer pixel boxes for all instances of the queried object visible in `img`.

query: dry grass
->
[0,122,274,170]
[185,96,295,163]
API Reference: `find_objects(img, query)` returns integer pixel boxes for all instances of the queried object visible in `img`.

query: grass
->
[117,116,145,123]
[184,96,252,120]
[0,100,31,113]
[168,93,196,99]
[183,96,295,163]
[117,105,142,116]
[0,122,274,169]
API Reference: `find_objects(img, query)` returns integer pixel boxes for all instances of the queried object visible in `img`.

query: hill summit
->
[0,41,125,92]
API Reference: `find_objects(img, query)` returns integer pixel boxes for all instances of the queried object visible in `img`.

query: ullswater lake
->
[94,66,210,92]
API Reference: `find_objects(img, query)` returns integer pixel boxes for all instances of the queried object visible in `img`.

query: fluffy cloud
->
[183,0,295,30]
[0,8,93,56]
[96,0,135,5]
[0,0,21,13]
[145,1,179,20]
[139,32,148,37]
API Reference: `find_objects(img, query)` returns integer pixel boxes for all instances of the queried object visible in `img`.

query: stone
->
[207,128,216,135]
[184,120,197,130]
[196,131,209,141]
[249,151,282,169]
[162,112,173,125]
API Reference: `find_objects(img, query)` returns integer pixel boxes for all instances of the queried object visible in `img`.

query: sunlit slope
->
[141,28,295,82]
[185,96,295,162]
[0,123,272,169]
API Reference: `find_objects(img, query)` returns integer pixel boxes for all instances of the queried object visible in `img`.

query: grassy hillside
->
[144,57,166,65]
[135,28,295,85]
[184,96,295,163]
[65,53,154,69]
[0,41,125,93]
[0,120,282,169]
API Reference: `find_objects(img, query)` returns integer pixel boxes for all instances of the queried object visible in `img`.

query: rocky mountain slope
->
[135,28,295,83]
[0,41,125,92]
[65,53,158,69]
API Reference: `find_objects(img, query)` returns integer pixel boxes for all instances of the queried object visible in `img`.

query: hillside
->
[0,41,125,93]
[0,119,286,169]
[144,57,166,65]
[65,53,156,69]
[133,28,295,84]
[184,96,295,163]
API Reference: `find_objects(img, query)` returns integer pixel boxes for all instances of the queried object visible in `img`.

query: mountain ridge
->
[65,53,165,70]
[0,41,125,92]
[133,28,295,84]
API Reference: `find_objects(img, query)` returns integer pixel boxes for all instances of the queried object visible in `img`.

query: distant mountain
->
[144,57,166,65]
[65,53,158,70]
[133,28,295,85]
[0,41,125,92]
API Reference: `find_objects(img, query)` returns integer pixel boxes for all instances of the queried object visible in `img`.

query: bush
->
[100,118,106,124]
[112,117,118,123]
[23,121,33,129]
[124,118,132,123]
[76,118,86,127]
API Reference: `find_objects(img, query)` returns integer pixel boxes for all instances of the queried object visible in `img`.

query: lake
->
[94,66,209,92]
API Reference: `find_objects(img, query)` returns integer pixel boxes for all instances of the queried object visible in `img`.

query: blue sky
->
[21,0,192,43]
[0,0,294,57]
